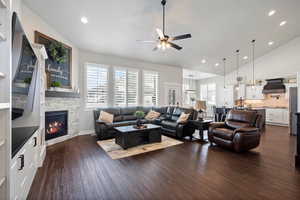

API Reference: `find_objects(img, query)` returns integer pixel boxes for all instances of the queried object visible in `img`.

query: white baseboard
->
[79,130,95,136]
[46,134,76,146]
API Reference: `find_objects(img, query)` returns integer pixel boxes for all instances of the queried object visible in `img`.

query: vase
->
[136,118,142,127]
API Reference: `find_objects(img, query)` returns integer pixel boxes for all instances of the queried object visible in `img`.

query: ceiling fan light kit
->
[138,0,192,51]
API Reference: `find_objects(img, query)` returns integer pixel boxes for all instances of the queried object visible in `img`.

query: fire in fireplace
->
[45,111,68,140]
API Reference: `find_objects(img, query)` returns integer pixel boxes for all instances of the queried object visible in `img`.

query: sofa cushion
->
[99,108,122,122]
[145,110,161,120]
[171,107,182,121]
[161,120,178,130]
[123,115,137,121]
[166,107,175,119]
[225,120,250,129]
[212,128,234,140]
[99,111,114,123]
[226,110,257,126]
[139,106,153,114]
[177,112,190,123]
[152,107,167,114]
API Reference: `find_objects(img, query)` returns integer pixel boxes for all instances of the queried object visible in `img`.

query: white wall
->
[200,36,300,106]
[78,50,183,131]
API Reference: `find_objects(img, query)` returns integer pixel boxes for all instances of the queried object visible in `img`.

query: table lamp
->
[194,100,207,121]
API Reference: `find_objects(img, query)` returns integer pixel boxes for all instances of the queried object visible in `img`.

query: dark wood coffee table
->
[114,124,162,149]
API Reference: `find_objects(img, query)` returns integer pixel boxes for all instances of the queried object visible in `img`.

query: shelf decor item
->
[35,31,72,88]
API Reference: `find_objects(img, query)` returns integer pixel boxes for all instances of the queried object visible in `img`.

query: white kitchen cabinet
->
[246,86,264,100]
[10,130,40,200]
[266,108,289,126]
[237,84,246,99]
[224,86,234,107]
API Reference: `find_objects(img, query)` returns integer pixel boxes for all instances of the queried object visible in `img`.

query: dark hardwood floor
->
[28,126,300,200]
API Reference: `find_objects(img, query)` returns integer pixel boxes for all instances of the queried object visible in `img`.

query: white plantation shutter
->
[86,64,108,108]
[127,70,138,106]
[114,69,127,106]
[113,68,139,107]
[143,71,159,106]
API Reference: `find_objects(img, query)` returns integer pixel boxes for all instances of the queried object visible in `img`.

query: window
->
[183,78,197,106]
[85,63,108,108]
[143,71,159,106]
[113,68,138,107]
[200,83,216,117]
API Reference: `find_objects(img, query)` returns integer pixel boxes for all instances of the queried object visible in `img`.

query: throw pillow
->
[99,111,114,123]
[177,112,190,123]
[145,110,161,120]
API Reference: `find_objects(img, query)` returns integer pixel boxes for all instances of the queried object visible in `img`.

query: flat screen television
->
[11,12,38,120]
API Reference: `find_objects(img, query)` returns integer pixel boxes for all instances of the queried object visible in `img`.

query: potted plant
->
[50,81,61,91]
[134,111,145,127]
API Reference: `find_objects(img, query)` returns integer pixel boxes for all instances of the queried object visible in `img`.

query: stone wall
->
[45,97,80,145]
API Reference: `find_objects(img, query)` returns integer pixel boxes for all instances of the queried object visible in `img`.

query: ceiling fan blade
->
[169,42,182,50]
[156,28,165,39]
[170,34,192,41]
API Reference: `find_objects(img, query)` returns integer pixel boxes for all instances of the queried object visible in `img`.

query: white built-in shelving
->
[0,0,11,199]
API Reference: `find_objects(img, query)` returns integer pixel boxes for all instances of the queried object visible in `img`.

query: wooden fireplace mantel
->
[45,90,80,98]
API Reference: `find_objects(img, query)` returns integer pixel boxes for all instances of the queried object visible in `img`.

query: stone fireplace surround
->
[45,96,80,146]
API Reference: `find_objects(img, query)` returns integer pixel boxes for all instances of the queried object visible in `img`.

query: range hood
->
[262,78,286,94]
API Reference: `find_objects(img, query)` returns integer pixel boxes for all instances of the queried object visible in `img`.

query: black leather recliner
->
[93,106,196,140]
[160,107,196,138]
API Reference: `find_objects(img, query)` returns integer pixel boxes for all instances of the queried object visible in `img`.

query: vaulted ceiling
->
[24,0,300,74]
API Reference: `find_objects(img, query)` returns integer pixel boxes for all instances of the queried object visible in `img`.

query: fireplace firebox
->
[45,111,68,141]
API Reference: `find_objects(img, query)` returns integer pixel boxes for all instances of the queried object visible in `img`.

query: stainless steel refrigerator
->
[290,87,298,135]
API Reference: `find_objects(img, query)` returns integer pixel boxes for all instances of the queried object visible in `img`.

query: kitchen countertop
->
[12,126,39,158]
[251,107,288,109]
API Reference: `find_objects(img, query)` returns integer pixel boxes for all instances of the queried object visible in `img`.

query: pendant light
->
[223,58,226,89]
[251,39,256,89]
[236,49,242,90]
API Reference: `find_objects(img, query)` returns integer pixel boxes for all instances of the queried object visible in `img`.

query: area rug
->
[97,136,183,160]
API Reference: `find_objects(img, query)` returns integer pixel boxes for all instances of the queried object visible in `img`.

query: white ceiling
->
[183,69,217,80]
[24,0,300,75]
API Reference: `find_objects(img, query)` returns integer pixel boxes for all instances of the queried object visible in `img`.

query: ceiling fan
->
[138,0,192,51]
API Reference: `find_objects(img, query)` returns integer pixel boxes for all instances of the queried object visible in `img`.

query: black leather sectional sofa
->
[93,106,197,140]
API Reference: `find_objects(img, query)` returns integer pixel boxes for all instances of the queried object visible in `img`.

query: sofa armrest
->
[209,122,226,131]
[96,119,106,125]
[232,129,260,152]
[234,127,259,134]
[95,120,113,127]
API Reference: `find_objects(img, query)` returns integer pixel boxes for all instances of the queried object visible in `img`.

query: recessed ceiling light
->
[279,20,287,26]
[243,56,248,60]
[268,10,276,16]
[268,41,274,46]
[201,59,206,64]
[81,17,88,24]
[215,63,220,67]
